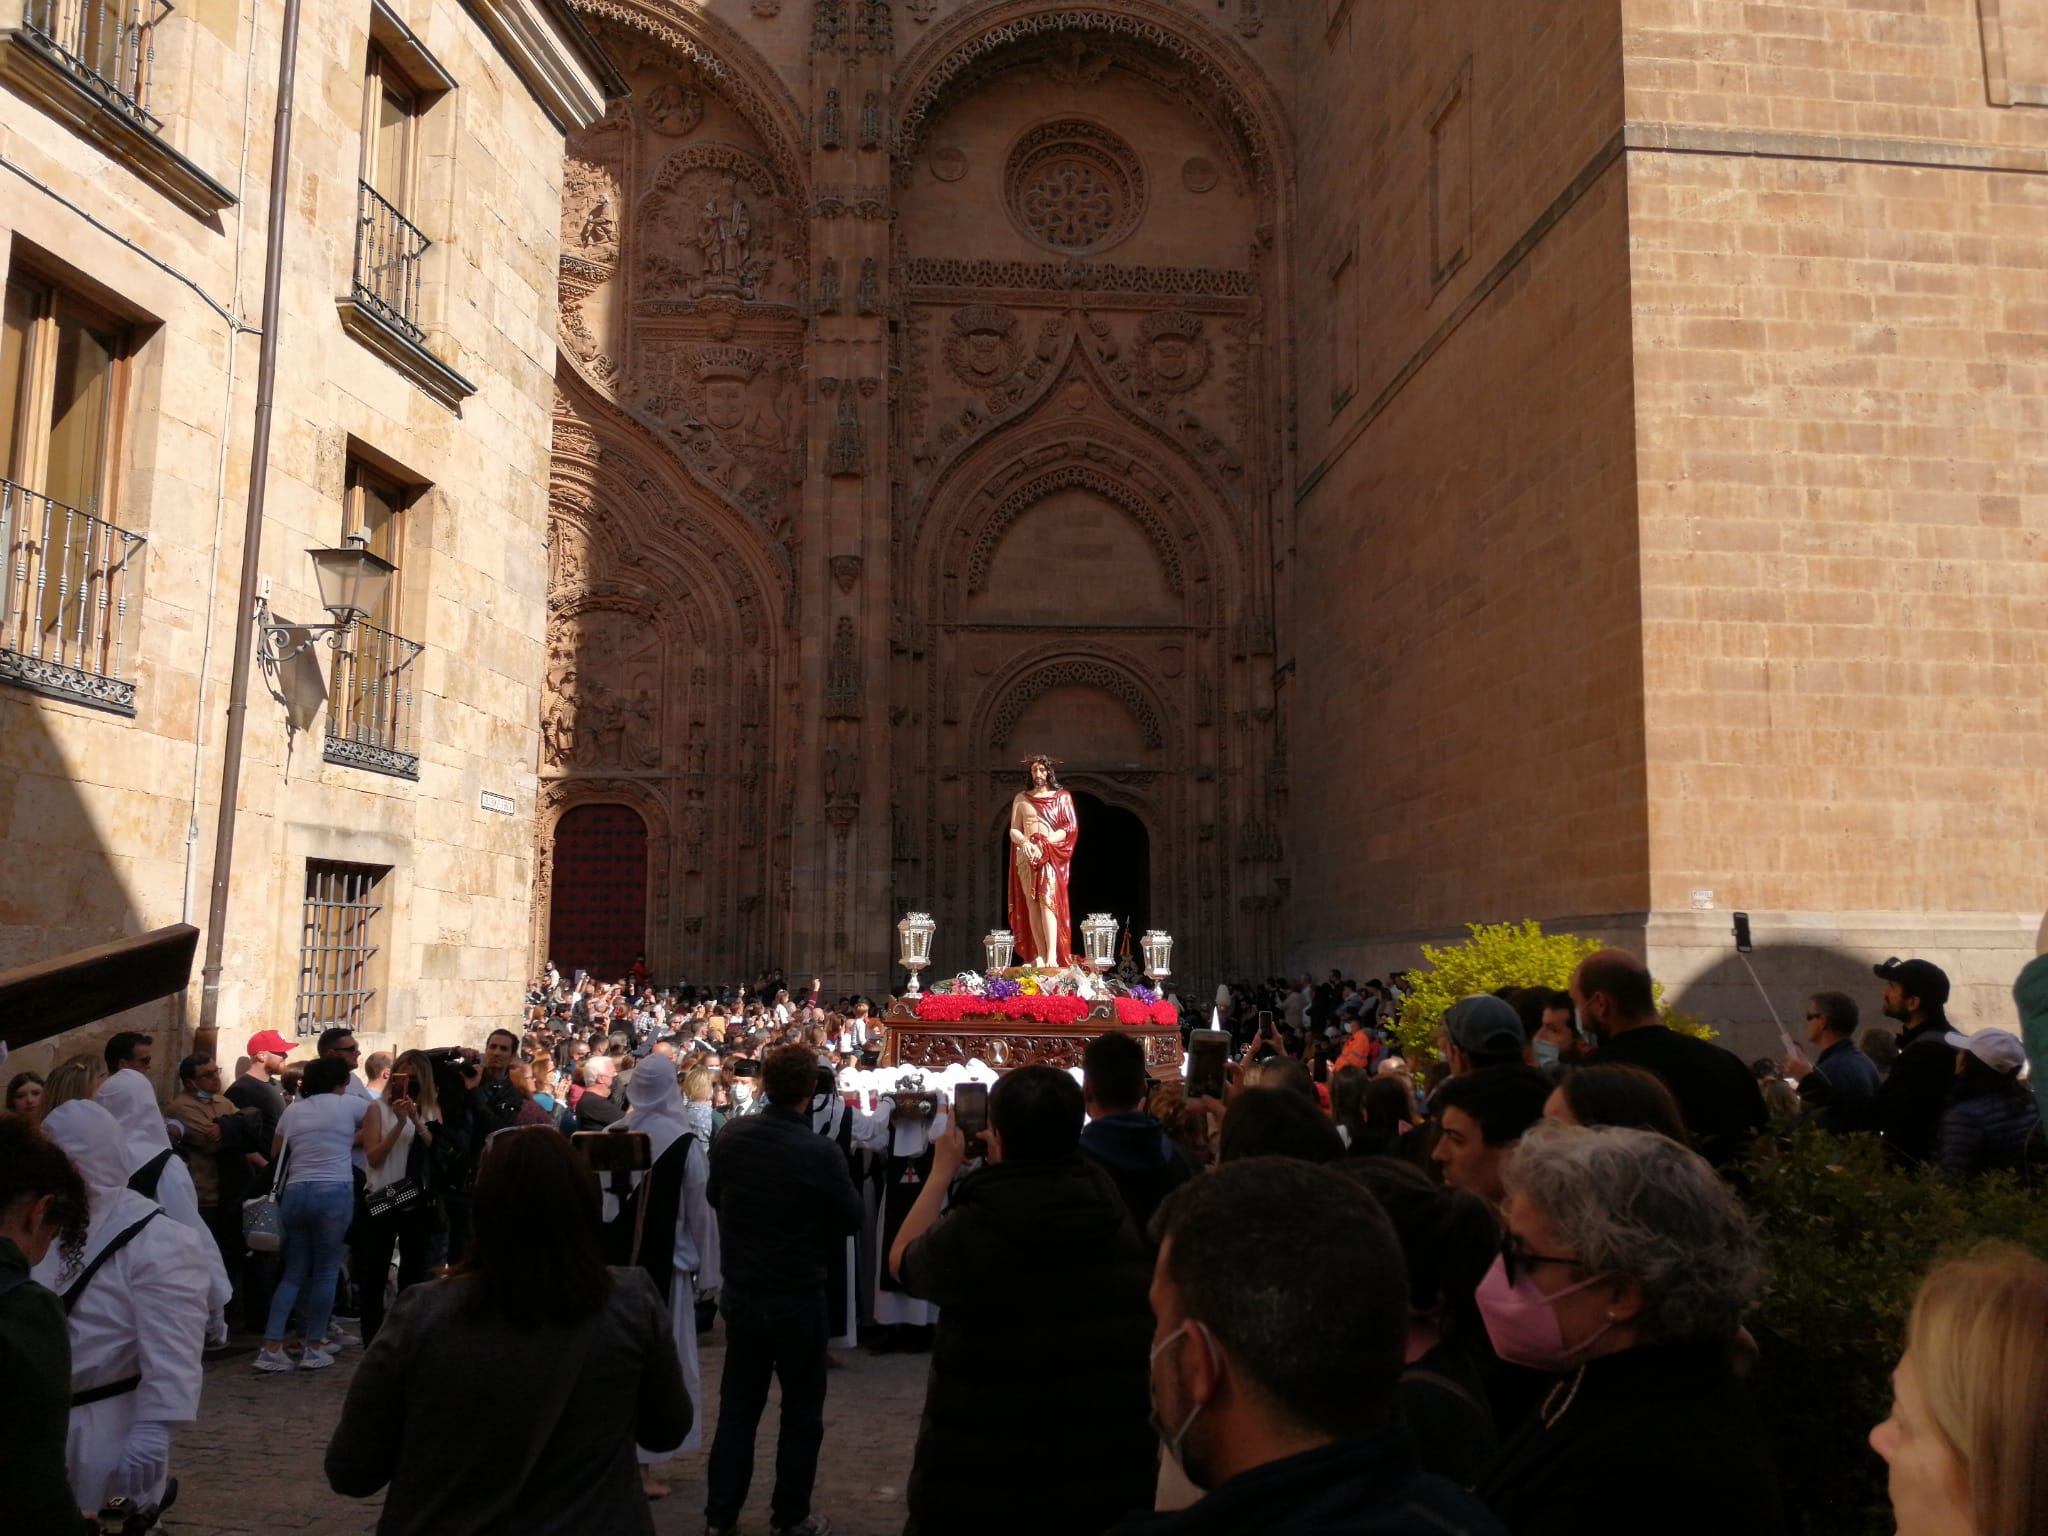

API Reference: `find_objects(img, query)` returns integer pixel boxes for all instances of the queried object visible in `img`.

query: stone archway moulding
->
[967,463,1185,595]
[571,0,810,198]
[982,651,1172,752]
[892,0,1295,205]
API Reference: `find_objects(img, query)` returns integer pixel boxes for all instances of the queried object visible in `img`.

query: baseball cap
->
[246,1029,296,1057]
[1442,995,1528,1058]
[1944,1027,2027,1075]
[1874,957,1951,1008]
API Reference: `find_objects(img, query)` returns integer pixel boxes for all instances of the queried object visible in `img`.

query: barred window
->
[295,861,388,1037]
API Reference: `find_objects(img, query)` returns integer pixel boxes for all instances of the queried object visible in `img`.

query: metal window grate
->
[295,861,387,1038]
[323,615,424,778]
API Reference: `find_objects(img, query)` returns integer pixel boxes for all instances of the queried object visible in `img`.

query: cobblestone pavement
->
[166,1330,928,1536]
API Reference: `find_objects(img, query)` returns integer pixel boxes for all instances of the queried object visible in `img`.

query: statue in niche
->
[825,742,860,804]
[626,688,661,767]
[580,195,616,249]
[541,663,579,766]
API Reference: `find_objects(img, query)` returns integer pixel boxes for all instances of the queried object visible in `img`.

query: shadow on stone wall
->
[1676,944,1910,1066]
[0,695,158,1077]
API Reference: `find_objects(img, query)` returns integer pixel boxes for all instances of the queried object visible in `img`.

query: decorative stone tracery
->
[987,658,1166,749]
[1003,119,1147,254]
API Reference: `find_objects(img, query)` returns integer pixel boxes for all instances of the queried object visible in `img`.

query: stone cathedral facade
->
[539,0,2048,1040]
[540,0,1298,988]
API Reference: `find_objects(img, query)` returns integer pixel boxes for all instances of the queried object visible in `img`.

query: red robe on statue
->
[1007,787,1078,966]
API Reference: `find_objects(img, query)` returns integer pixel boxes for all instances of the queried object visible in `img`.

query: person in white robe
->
[618,1055,720,1497]
[854,1071,944,1336]
[33,1100,211,1516]
[93,1069,233,1340]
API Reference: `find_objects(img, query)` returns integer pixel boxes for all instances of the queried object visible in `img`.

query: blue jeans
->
[265,1181,354,1343]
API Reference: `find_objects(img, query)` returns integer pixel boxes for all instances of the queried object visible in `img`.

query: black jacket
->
[0,1238,80,1536]
[707,1105,862,1301]
[1080,1111,1197,1237]
[1108,1428,1506,1536]
[900,1157,1155,1535]
[1596,1026,1768,1166]
[1475,1337,1785,1536]
[1867,1018,1962,1164]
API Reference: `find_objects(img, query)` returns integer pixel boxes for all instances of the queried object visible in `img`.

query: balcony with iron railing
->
[4,0,235,214]
[1,477,146,715]
[324,615,424,779]
[17,0,169,128]
[353,181,431,345]
[337,180,475,407]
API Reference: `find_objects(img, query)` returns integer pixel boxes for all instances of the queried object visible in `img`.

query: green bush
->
[1741,1131,2048,1536]
[1391,919,1711,1063]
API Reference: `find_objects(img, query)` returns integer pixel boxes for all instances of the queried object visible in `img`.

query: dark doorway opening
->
[1065,791,1150,960]
[547,803,648,982]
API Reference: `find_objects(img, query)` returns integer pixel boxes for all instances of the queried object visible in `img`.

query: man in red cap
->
[225,1029,298,1327]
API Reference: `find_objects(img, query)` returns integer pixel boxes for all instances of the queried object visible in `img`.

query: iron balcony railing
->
[324,615,424,778]
[19,0,172,130]
[353,180,431,344]
[0,476,146,714]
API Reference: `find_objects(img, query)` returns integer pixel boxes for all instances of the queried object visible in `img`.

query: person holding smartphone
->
[353,1050,441,1345]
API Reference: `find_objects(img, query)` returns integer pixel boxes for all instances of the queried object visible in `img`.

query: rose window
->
[1004,121,1146,255]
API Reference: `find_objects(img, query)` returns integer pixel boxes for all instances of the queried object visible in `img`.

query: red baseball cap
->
[246,1029,297,1057]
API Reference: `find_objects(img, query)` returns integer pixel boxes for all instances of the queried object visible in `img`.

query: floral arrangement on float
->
[913,965,1179,1027]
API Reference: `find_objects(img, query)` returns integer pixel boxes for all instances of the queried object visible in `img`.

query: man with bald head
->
[1571,949,1767,1167]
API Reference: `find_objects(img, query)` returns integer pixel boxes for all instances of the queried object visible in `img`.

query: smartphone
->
[1733,912,1753,953]
[953,1081,989,1158]
[1256,1010,1274,1033]
[385,1072,411,1105]
[573,1130,652,1173]
[1187,1029,1231,1100]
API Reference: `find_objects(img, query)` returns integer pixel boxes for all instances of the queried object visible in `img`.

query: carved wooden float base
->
[881,998,1184,1075]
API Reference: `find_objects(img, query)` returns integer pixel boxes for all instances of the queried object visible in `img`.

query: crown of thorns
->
[1019,753,1063,767]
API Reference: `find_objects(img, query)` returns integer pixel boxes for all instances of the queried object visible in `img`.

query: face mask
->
[1474,1253,1616,1372]
[1148,1323,1210,1485]
[195,1090,215,1102]
[1532,1038,1561,1073]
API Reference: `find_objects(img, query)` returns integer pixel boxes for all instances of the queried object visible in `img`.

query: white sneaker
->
[298,1345,336,1371]
[253,1347,295,1373]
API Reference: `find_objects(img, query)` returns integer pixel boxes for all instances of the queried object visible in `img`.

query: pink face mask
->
[1474,1253,1616,1372]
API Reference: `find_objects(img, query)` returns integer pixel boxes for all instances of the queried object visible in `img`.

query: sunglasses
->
[1499,1231,1582,1288]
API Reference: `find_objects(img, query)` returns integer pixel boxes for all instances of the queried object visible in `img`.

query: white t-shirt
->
[277,1092,368,1185]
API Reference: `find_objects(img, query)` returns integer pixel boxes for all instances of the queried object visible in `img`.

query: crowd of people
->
[2,944,2045,1536]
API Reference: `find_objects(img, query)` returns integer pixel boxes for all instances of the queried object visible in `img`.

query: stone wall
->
[0,0,610,1072]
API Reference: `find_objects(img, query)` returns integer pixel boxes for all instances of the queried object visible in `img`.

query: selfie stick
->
[1735,951,1797,1060]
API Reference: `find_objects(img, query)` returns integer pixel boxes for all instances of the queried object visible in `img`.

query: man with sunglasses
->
[1782,991,1879,1134]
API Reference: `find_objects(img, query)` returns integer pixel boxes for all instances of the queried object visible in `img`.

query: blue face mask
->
[1532,1038,1561,1074]
[1148,1322,1212,1485]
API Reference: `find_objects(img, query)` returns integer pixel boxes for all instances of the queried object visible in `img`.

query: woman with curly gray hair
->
[1473,1119,1784,1535]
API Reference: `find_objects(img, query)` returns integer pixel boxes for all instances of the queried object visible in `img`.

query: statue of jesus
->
[1007,754,1078,966]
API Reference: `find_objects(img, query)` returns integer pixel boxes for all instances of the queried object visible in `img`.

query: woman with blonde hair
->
[1871,1243,2048,1536]
[37,1057,106,1120]
[353,1049,442,1344]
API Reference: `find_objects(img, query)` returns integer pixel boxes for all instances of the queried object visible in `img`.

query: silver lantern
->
[1140,929,1174,982]
[897,911,937,997]
[984,928,1015,974]
[1080,912,1118,975]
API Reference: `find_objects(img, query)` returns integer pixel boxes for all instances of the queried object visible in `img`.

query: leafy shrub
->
[1391,919,1711,1063]
[1742,1131,2048,1536]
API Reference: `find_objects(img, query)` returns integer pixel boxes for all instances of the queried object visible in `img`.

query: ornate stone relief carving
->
[820,88,843,149]
[644,78,705,136]
[1043,37,1115,84]
[825,741,861,804]
[966,464,1186,595]
[812,184,892,219]
[817,256,841,313]
[859,90,882,151]
[855,257,881,315]
[906,0,935,20]
[857,0,891,52]
[1131,310,1210,395]
[542,605,664,769]
[901,257,1251,299]
[822,376,866,476]
[988,659,1164,749]
[812,0,844,53]
[636,341,805,531]
[1004,119,1147,254]
[638,146,793,305]
[1181,156,1218,193]
[943,303,1021,391]
[830,554,863,592]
